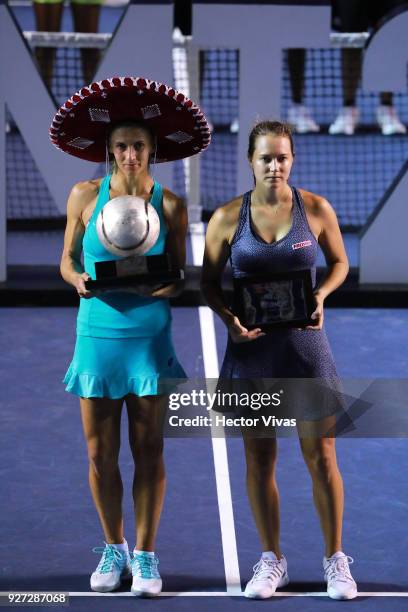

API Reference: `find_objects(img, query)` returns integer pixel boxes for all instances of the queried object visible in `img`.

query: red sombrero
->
[49,76,211,163]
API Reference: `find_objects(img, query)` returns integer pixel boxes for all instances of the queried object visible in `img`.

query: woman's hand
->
[227,315,265,343]
[74,272,93,298]
[305,292,324,330]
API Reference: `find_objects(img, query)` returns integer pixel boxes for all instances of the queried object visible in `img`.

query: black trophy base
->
[84,254,183,293]
[233,269,315,331]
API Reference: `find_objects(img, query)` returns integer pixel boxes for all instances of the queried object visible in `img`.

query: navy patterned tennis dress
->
[219,187,342,420]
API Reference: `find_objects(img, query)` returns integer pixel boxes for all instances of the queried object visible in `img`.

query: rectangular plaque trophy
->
[233,269,315,330]
[85,254,183,293]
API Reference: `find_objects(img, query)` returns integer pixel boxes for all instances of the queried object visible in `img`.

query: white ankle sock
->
[110,540,128,553]
[133,549,155,557]
[262,551,279,561]
[327,550,344,559]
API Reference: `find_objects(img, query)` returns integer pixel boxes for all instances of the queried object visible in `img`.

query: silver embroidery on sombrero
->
[67,137,94,149]
[141,104,161,119]
[165,131,194,144]
[89,108,111,122]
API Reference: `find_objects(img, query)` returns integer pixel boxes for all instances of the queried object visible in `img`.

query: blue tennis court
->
[1,297,408,611]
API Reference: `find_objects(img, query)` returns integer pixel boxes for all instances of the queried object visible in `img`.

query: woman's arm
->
[60,181,98,298]
[201,205,265,342]
[201,207,235,324]
[304,193,349,329]
[149,189,188,298]
[315,198,349,296]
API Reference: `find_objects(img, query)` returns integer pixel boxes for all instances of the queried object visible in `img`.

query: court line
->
[67,591,408,598]
[190,225,241,595]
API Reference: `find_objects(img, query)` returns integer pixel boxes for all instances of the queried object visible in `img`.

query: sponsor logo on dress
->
[292,240,312,250]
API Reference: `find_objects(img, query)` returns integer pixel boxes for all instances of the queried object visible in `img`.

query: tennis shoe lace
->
[132,554,160,579]
[251,558,283,584]
[325,555,354,584]
[93,544,126,574]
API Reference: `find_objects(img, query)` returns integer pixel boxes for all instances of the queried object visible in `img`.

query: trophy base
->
[233,269,315,330]
[84,254,184,293]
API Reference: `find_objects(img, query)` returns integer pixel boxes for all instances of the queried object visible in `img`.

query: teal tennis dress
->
[63,175,186,399]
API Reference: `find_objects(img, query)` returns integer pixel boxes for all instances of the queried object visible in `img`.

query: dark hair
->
[107,120,156,169]
[247,120,295,160]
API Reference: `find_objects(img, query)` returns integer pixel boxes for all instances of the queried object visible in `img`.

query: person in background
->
[33,0,102,87]
[330,0,407,135]
[287,49,320,133]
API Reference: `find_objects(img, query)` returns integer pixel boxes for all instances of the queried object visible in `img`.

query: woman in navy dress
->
[201,120,357,601]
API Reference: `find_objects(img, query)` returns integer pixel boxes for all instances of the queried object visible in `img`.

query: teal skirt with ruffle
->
[63,324,186,399]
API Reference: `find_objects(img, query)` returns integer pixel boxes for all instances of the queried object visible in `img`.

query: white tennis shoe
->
[376,105,407,135]
[131,552,162,597]
[323,551,358,600]
[244,554,289,599]
[230,118,239,133]
[329,106,359,135]
[288,104,320,133]
[90,542,132,592]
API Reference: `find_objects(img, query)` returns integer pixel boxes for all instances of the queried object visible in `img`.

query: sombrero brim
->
[49,76,211,163]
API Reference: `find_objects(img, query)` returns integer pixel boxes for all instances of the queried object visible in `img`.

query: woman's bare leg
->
[298,422,344,557]
[341,48,362,107]
[287,48,306,105]
[125,394,168,552]
[80,396,124,543]
[243,435,281,557]
[33,2,63,87]
[71,3,101,83]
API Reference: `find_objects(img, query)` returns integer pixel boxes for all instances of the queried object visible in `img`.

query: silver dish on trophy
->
[85,195,183,293]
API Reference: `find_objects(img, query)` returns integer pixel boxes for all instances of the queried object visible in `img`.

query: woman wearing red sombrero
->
[53,76,210,596]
